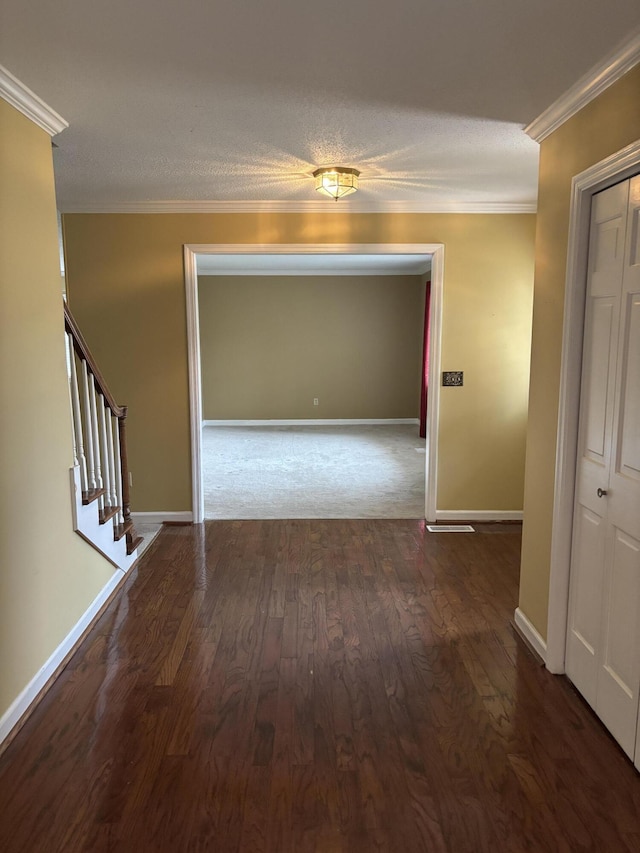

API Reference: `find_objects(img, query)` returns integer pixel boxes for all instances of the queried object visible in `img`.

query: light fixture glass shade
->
[313,167,360,200]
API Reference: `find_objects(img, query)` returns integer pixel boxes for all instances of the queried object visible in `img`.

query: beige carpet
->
[202,423,426,519]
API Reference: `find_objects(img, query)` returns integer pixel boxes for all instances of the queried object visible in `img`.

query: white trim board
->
[198,257,432,276]
[202,419,419,427]
[190,242,437,256]
[0,64,68,136]
[0,569,125,752]
[545,139,640,676]
[435,510,523,522]
[185,242,444,525]
[525,30,640,143]
[131,511,193,524]
[514,607,548,663]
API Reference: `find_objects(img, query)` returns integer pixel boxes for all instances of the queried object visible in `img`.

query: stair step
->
[99,505,121,524]
[82,487,106,506]
[113,520,133,542]
[126,535,144,556]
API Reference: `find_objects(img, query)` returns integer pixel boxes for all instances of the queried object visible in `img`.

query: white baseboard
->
[0,569,125,751]
[202,418,419,426]
[435,510,523,522]
[131,511,193,524]
[514,607,548,663]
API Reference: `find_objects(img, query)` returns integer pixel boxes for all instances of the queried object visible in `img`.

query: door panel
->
[623,178,640,771]
[583,299,615,462]
[567,507,607,705]
[618,295,640,477]
[597,528,640,757]
[590,183,626,299]
[630,200,640,266]
[591,219,625,295]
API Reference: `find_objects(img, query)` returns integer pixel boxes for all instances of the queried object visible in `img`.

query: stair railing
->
[64,303,141,555]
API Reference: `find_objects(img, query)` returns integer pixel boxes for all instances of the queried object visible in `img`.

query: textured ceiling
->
[1,1,639,211]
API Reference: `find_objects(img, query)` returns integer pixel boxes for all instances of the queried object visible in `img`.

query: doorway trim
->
[184,242,445,524]
[545,140,640,674]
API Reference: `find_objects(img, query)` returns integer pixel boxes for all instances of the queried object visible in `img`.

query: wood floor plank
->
[1,520,640,852]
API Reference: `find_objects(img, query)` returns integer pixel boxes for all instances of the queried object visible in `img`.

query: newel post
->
[118,405,132,526]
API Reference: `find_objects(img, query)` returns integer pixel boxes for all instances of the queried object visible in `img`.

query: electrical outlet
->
[313,398,319,406]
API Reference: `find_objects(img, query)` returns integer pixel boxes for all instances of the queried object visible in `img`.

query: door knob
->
[597,488,608,498]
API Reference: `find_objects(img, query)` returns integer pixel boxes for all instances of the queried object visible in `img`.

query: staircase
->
[64,303,142,570]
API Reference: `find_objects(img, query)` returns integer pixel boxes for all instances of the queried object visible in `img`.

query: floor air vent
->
[426,524,475,533]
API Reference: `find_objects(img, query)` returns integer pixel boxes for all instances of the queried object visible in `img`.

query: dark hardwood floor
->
[1,520,639,852]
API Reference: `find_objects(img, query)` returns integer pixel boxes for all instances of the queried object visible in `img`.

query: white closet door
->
[566,175,640,763]
[596,175,640,761]
[566,180,628,708]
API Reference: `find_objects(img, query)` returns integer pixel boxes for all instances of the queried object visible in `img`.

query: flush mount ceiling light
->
[313,166,360,200]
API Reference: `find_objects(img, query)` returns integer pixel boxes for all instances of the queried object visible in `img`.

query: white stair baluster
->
[106,410,118,512]
[68,339,88,489]
[113,417,125,525]
[81,361,96,491]
[88,373,104,513]
[65,334,78,467]
[70,351,89,492]
[98,394,112,513]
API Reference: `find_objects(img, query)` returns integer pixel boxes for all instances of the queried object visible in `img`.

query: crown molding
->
[59,199,536,214]
[0,65,68,136]
[525,29,640,143]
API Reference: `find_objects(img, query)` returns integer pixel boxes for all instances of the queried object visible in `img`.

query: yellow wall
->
[0,100,114,720]
[64,212,535,513]
[519,65,640,638]
[198,273,425,420]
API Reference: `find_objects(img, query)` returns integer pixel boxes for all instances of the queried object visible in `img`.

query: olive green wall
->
[519,64,640,639]
[63,212,535,514]
[0,100,114,721]
[198,274,425,420]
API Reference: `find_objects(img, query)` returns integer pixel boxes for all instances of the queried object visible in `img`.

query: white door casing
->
[183,243,445,525]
